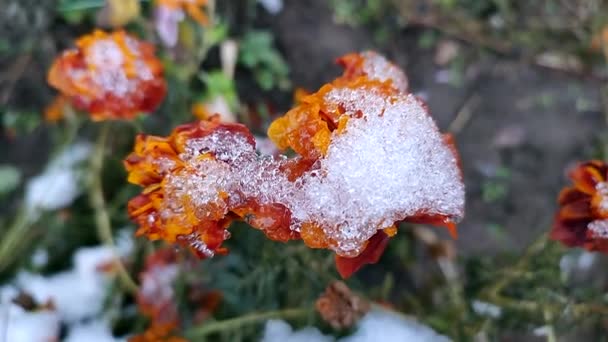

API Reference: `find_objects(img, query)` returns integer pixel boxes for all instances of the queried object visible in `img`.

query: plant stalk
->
[89,122,138,294]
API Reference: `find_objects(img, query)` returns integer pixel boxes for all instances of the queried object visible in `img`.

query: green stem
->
[185,307,312,339]
[484,233,548,299]
[89,123,138,294]
[478,232,608,318]
[0,208,30,272]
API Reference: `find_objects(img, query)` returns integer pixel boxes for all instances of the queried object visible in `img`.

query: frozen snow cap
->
[126,51,465,276]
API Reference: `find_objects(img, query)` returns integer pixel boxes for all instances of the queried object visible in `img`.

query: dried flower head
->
[125,52,465,278]
[315,281,370,329]
[47,30,166,121]
[551,161,608,252]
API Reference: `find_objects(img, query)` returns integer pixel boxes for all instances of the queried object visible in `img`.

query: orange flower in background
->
[551,160,608,253]
[47,30,166,121]
[136,248,180,326]
[130,247,221,342]
[125,52,465,278]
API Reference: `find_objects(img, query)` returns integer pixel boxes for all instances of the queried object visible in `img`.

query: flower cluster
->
[47,30,166,121]
[551,161,608,252]
[125,52,465,277]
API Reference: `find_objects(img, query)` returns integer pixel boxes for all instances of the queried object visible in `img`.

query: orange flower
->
[125,116,299,257]
[47,30,166,121]
[267,51,463,277]
[125,52,464,278]
[551,161,608,252]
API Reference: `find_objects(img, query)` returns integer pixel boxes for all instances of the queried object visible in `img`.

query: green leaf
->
[204,22,229,47]
[1,109,42,135]
[199,70,239,109]
[238,30,290,91]
[57,0,105,13]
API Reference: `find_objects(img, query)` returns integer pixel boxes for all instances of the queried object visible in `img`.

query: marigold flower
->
[125,52,465,278]
[551,160,608,252]
[125,116,299,257]
[47,30,166,121]
[267,51,464,277]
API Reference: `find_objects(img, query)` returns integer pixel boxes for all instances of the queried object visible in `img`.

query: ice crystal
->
[588,219,608,239]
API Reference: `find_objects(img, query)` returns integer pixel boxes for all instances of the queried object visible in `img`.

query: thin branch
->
[185,307,313,339]
[89,122,139,294]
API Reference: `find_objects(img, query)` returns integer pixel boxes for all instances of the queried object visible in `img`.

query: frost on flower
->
[47,30,166,121]
[551,160,608,253]
[126,51,465,277]
[25,142,92,219]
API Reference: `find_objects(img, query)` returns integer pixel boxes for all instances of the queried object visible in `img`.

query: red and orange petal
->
[232,201,299,243]
[551,160,608,253]
[126,118,260,257]
[47,30,166,121]
[126,52,462,278]
[267,78,393,160]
